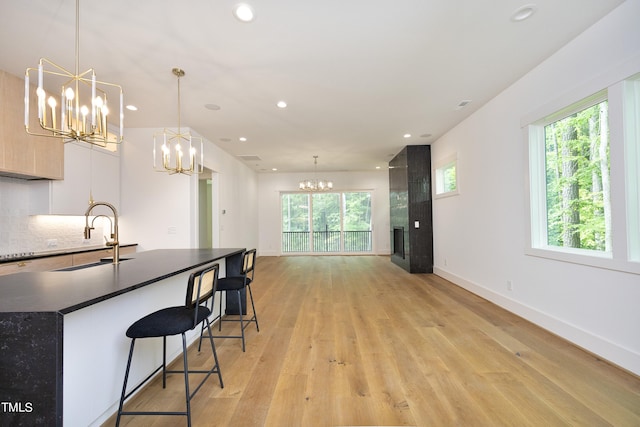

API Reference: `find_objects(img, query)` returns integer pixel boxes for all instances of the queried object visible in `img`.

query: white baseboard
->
[433,267,640,377]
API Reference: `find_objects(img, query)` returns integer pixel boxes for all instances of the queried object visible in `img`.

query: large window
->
[525,73,640,274]
[281,192,372,254]
[544,99,610,251]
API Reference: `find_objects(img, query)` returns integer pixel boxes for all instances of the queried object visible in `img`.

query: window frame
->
[528,90,609,254]
[280,190,374,255]
[523,76,640,275]
[624,77,640,262]
[434,153,459,199]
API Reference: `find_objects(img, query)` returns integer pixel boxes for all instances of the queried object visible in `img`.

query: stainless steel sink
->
[99,257,132,263]
[55,258,131,271]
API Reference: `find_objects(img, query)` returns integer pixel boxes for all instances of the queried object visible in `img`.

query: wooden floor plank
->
[104,255,640,427]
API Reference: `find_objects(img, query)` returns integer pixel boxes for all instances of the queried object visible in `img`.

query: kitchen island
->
[0,248,245,427]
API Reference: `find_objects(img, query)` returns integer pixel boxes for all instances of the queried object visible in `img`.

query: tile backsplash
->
[0,177,106,256]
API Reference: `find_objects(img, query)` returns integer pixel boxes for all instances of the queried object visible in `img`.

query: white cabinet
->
[30,142,120,215]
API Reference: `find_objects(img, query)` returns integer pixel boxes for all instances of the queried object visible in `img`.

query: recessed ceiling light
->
[125,105,138,111]
[272,168,278,171]
[233,3,255,22]
[376,166,381,170]
[276,100,287,108]
[511,4,537,22]
[403,133,411,138]
[205,103,221,111]
[239,137,247,142]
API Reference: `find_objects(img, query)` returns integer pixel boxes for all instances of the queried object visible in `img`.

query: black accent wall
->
[389,145,433,273]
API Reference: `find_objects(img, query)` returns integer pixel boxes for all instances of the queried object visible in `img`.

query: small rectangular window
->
[435,155,458,198]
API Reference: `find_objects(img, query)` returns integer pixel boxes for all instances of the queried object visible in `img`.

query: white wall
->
[431,0,640,375]
[258,170,390,256]
[119,128,258,252]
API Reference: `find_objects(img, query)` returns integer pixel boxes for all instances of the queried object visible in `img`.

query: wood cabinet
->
[0,246,136,276]
[0,255,73,276]
[0,69,63,179]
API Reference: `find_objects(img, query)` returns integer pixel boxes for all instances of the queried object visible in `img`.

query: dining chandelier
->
[24,0,124,148]
[153,68,204,175]
[299,156,333,191]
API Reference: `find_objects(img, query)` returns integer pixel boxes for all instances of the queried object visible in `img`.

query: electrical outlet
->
[47,239,58,248]
[507,280,513,291]
[444,258,448,266]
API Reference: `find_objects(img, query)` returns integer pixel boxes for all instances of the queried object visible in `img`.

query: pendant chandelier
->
[153,68,204,175]
[24,0,124,148]
[299,156,333,191]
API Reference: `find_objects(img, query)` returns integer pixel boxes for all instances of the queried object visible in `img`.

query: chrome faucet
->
[84,201,120,264]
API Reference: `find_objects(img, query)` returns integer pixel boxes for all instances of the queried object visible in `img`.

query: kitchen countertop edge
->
[0,248,245,315]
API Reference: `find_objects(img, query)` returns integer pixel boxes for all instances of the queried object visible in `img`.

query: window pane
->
[435,159,458,195]
[281,193,310,252]
[544,100,611,251]
[343,192,372,252]
[312,193,340,252]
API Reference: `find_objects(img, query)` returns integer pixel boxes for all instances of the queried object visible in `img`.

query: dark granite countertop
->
[0,248,244,314]
[0,243,138,263]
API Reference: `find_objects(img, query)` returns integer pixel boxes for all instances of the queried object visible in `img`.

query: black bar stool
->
[116,263,224,427]
[206,249,259,352]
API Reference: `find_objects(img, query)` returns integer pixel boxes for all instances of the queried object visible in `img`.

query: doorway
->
[198,168,219,248]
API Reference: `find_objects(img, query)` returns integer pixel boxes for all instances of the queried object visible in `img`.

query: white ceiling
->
[0,0,624,173]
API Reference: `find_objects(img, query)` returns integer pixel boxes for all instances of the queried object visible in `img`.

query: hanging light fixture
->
[299,156,333,191]
[153,68,204,175]
[24,0,124,148]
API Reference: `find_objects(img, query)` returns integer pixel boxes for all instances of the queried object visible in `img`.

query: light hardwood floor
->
[105,255,640,427]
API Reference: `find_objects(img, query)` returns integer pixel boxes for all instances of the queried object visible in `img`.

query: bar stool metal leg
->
[115,339,136,427]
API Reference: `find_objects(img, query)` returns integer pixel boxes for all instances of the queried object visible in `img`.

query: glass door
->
[281,192,373,254]
[312,193,341,253]
[281,193,310,252]
[343,192,372,252]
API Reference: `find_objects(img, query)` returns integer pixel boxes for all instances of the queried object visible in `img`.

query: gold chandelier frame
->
[153,68,204,175]
[24,0,124,147]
